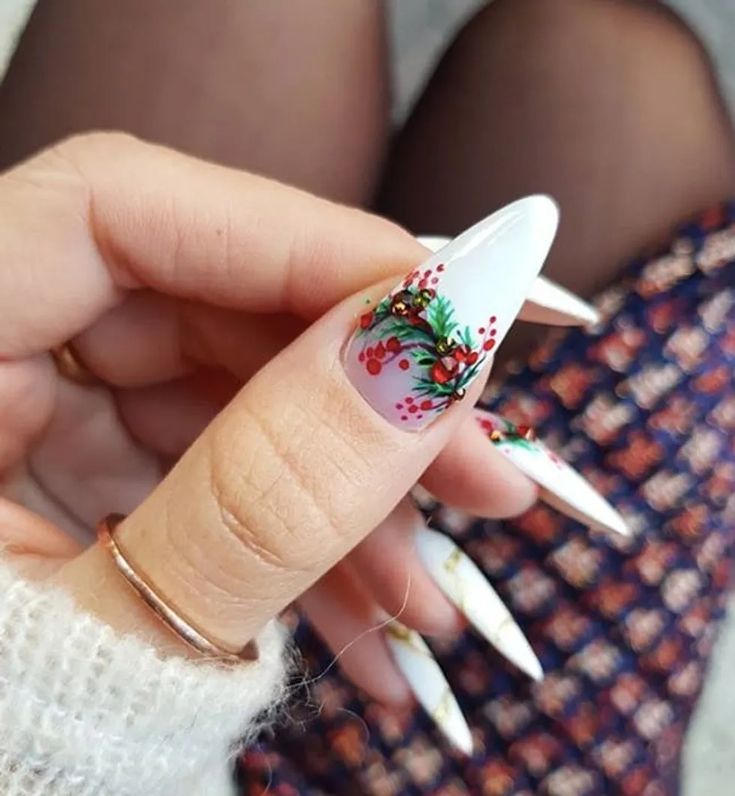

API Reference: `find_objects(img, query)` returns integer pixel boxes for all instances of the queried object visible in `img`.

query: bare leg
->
[0,0,388,205]
[379,0,735,305]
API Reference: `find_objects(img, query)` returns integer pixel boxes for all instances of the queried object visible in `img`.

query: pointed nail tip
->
[450,728,475,757]
[515,194,559,238]
[595,506,632,537]
[513,653,544,682]
[529,664,545,683]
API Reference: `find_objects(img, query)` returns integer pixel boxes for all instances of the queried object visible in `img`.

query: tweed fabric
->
[240,204,735,796]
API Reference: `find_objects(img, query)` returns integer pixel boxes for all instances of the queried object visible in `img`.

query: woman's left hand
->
[0,133,541,706]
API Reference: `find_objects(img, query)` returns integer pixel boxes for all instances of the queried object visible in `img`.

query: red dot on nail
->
[408,405,419,414]
[437,264,445,272]
[478,327,486,335]
[490,315,497,323]
[366,347,374,357]
[395,403,403,410]
[401,415,408,421]
[366,358,382,374]
[417,414,424,420]
[358,352,365,361]
[405,396,414,404]
[399,359,410,371]
[483,339,496,351]
[431,277,439,285]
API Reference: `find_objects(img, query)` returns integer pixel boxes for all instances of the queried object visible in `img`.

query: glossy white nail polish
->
[476,410,630,535]
[418,236,598,327]
[384,621,474,755]
[344,196,558,430]
[415,526,543,681]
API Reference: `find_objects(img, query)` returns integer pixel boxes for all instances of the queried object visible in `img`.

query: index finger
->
[0,132,425,356]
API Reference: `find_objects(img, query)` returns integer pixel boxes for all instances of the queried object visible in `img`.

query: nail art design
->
[345,196,559,430]
[415,526,543,681]
[476,410,630,535]
[418,237,598,327]
[384,620,473,755]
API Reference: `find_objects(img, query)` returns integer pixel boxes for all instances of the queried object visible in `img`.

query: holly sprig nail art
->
[355,264,498,423]
[478,414,563,466]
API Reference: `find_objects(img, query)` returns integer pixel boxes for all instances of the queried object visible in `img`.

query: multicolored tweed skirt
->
[240,203,735,796]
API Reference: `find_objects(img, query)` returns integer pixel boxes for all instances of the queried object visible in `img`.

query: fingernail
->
[414,526,543,681]
[523,275,599,326]
[384,620,473,755]
[345,196,559,430]
[476,410,630,535]
[418,235,597,327]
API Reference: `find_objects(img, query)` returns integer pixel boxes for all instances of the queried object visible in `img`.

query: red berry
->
[399,359,410,371]
[483,339,496,352]
[466,351,479,365]
[408,405,419,414]
[375,342,386,359]
[479,419,493,431]
[358,352,365,362]
[478,327,486,335]
[420,400,433,411]
[489,315,497,323]
[395,403,403,410]
[401,415,408,421]
[437,263,445,272]
[418,279,428,289]
[431,277,438,285]
[431,361,452,384]
[490,328,497,337]
[359,311,374,329]
[366,346,374,357]
[423,269,432,278]
[386,336,401,353]
[405,397,414,404]
[366,358,382,375]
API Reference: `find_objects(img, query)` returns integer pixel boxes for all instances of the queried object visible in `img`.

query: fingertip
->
[422,418,539,518]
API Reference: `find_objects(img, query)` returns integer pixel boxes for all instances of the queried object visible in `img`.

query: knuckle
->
[53,130,143,164]
[203,407,349,575]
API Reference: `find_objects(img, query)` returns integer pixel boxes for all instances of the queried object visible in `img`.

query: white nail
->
[417,235,598,327]
[345,196,559,430]
[415,526,543,681]
[477,410,630,535]
[384,621,474,755]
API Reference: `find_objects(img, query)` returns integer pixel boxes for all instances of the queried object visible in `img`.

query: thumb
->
[54,196,558,654]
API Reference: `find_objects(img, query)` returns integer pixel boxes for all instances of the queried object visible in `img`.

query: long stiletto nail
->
[476,410,630,535]
[384,620,473,755]
[345,196,558,430]
[415,526,543,681]
[418,236,598,327]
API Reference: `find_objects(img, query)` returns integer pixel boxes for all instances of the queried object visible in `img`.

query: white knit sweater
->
[0,560,288,796]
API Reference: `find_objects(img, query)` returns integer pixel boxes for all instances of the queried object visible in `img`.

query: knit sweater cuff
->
[0,559,289,796]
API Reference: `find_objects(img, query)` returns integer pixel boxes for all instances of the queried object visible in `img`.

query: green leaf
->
[459,325,476,349]
[385,321,435,344]
[426,295,457,340]
[413,377,456,398]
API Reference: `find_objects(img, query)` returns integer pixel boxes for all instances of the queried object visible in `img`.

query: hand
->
[0,134,619,751]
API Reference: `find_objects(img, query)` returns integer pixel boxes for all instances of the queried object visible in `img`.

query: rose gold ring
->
[51,343,99,385]
[97,514,258,663]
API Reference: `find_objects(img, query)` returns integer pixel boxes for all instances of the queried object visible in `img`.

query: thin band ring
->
[97,514,258,663]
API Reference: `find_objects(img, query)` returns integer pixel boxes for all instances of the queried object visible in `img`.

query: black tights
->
[1,0,733,367]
